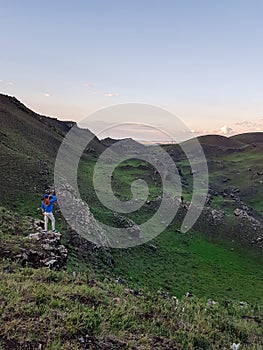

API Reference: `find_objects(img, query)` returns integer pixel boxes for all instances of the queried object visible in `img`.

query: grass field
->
[1,261,262,350]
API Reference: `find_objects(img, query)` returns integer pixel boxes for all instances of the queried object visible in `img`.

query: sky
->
[0,0,263,141]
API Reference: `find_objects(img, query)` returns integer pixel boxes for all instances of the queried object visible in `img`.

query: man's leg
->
[48,212,55,231]
[44,213,48,231]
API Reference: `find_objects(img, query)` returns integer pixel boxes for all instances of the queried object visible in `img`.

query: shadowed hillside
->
[231,132,263,145]
[0,94,104,211]
[198,134,246,148]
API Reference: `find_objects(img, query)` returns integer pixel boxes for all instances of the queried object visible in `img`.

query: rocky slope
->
[0,207,67,269]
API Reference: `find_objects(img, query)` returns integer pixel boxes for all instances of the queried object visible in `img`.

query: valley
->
[0,94,262,349]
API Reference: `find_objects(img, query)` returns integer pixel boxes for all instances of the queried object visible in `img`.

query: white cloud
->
[235,120,263,130]
[44,93,51,97]
[7,82,14,86]
[190,129,210,135]
[83,82,94,88]
[104,92,119,97]
[82,82,120,97]
[220,125,233,135]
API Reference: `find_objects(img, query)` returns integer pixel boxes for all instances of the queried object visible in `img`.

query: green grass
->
[208,146,263,212]
[0,261,262,349]
[111,227,263,304]
[75,152,263,306]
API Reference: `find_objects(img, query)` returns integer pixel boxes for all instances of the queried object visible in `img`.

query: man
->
[41,191,57,232]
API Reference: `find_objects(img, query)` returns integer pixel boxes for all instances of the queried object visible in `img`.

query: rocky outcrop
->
[0,207,67,269]
[20,231,68,269]
[113,213,141,239]
[56,182,111,247]
[4,229,68,270]
[233,208,263,249]
[56,181,144,247]
[234,208,262,231]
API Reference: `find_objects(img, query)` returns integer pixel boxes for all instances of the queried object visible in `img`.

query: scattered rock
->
[148,244,157,251]
[2,265,13,274]
[115,277,126,285]
[112,297,122,303]
[113,213,141,240]
[13,231,68,269]
[239,301,248,306]
[207,299,218,306]
[157,290,169,299]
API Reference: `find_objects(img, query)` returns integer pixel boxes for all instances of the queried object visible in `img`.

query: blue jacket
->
[41,195,57,213]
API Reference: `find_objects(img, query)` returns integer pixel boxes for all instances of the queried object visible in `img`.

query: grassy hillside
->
[231,132,263,145]
[0,95,262,349]
[163,134,263,214]
[0,93,103,212]
[76,143,263,305]
[111,227,263,303]
[0,204,262,349]
[1,260,262,350]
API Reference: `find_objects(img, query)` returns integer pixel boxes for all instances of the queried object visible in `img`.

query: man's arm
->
[49,195,57,204]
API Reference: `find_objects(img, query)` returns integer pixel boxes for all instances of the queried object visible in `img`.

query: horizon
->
[1,1,263,139]
[2,92,263,144]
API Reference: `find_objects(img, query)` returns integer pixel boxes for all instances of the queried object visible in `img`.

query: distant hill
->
[163,134,247,160]
[197,134,245,148]
[101,136,146,151]
[230,132,263,145]
[0,94,104,210]
[101,137,119,147]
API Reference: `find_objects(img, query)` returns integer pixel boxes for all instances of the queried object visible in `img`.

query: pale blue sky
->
[1,0,263,138]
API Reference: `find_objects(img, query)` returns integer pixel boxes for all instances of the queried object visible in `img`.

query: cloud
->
[82,82,120,97]
[220,125,233,135]
[7,82,14,86]
[44,93,51,97]
[235,120,263,130]
[236,120,253,127]
[83,82,94,88]
[103,92,119,97]
[190,129,210,135]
